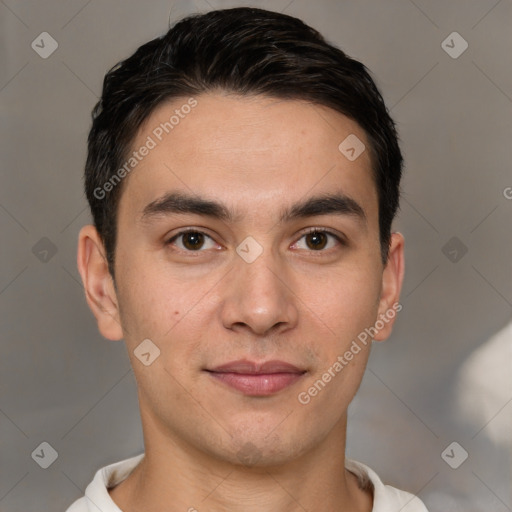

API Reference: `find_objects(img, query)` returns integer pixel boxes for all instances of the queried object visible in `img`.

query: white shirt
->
[65,453,429,512]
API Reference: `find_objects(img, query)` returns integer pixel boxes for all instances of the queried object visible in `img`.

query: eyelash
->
[165,227,346,254]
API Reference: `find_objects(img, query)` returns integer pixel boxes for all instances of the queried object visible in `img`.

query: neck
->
[109,410,372,512]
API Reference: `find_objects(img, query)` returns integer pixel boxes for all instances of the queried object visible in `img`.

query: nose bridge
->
[235,235,284,300]
[221,234,297,335]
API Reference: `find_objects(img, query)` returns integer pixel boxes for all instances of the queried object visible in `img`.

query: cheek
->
[115,260,169,346]
[115,251,215,361]
[297,273,379,413]
[303,262,382,399]
[303,264,382,350]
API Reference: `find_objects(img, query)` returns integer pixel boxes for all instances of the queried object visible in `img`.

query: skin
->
[77,92,404,512]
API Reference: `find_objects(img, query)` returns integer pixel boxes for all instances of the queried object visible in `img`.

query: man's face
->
[83,93,403,466]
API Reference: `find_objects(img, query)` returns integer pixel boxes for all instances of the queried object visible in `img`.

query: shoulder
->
[346,458,429,511]
[63,453,145,512]
[64,496,88,512]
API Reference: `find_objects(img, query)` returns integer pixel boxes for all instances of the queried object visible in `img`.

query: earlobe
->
[77,225,124,341]
[373,232,405,342]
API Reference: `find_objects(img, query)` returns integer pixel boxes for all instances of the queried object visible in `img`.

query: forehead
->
[119,92,378,227]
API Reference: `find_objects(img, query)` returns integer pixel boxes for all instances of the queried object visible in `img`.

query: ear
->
[77,225,124,341]
[373,232,405,342]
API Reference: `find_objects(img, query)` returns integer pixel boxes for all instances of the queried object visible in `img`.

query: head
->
[78,7,405,467]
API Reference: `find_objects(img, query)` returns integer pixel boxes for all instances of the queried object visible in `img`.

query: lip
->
[209,359,305,374]
[205,359,306,396]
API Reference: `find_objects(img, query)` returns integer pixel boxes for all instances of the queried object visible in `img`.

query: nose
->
[219,244,299,337]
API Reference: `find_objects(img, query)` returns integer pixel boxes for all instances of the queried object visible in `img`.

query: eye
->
[293,228,345,252]
[165,227,346,254]
[166,229,218,252]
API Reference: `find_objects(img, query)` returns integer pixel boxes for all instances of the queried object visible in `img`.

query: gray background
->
[1,0,511,510]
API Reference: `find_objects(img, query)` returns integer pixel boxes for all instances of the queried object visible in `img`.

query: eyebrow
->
[139,190,367,227]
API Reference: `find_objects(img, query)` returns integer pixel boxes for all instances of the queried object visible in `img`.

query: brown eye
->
[305,231,328,250]
[166,230,217,252]
[293,229,344,252]
[181,231,205,250]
